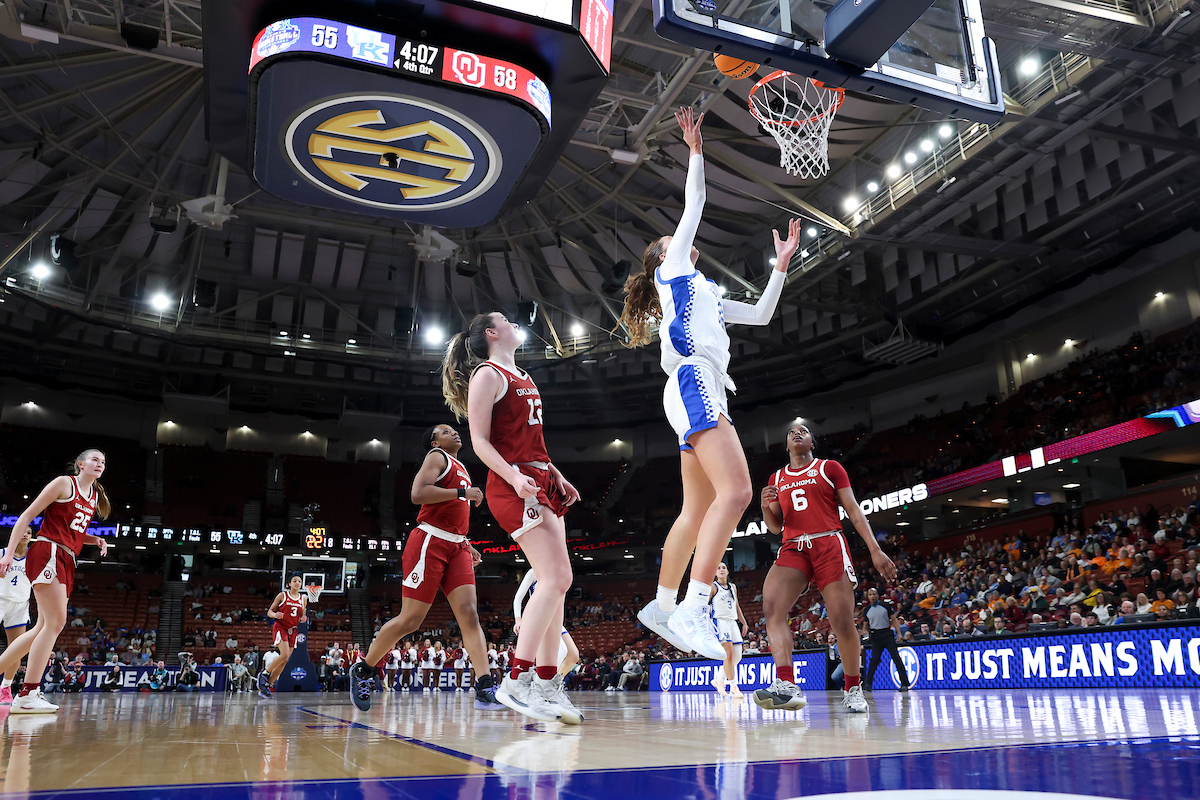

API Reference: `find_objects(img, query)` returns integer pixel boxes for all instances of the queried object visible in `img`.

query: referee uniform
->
[863,598,910,690]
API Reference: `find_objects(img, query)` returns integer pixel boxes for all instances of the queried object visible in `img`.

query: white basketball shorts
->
[664,362,731,450]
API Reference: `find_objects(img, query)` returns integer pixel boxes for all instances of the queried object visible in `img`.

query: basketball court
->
[1,689,1195,798]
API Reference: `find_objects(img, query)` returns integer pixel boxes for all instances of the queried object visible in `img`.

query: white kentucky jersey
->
[712,581,738,620]
[0,548,30,602]
[655,154,785,389]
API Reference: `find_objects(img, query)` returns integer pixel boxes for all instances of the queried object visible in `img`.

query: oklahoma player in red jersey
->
[258,574,307,698]
[350,423,505,712]
[0,448,111,713]
[442,312,582,725]
[754,423,896,714]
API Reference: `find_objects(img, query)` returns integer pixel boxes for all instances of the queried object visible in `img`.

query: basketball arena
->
[0,0,1198,798]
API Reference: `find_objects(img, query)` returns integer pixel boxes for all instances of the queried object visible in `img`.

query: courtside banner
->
[864,622,1200,691]
[650,651,826,692]
[69,665,228,692]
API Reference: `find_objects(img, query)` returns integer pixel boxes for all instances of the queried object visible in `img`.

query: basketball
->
[713,54,759,79]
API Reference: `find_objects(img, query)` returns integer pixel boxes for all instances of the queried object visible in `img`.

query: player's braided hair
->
[614,238,666,348]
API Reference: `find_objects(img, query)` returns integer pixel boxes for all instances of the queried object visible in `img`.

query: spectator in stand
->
[1150,590,1175,614]
[1136,593,1153,615]
[617,654,644,690]
[229,655,250,693]
[176,657,200,693]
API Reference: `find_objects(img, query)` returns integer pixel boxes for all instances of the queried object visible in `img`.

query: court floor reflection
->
[0,689,1194,800]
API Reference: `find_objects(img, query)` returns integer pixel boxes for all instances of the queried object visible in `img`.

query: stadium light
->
[886,164,902,179]
[1019,57,1039,76]
[424,325,445,346]
[150,292,171,312]
[30,262,50,280]
[570,322,585,336]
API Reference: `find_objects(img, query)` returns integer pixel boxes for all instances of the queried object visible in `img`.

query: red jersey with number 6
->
[39,475,99,555]
[416,449,473,536]
[769,459,850,540]
[474,361,550,464]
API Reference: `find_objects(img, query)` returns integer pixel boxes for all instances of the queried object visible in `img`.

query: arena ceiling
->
[0,0,1198,430]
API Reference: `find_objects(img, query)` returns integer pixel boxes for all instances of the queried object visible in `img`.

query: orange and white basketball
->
[713,54,759,80]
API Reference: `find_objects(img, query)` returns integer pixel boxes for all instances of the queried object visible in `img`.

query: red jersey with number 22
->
[39,475,99,554]
[476,361,550,464]
[769,459,850,540]
[416,449,473,536]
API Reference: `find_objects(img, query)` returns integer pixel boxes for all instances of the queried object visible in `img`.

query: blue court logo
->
[284,95,501,212]
[296,633,306,644]
[659,664,674,691]
[889,646,920,688]
[290,667,307,680]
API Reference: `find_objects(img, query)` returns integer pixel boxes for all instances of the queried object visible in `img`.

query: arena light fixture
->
[769,256,778,266]
[238,550,249,555]
[866,181,879,193]
[806,227,818,237]
[279,330,289,337]
[718,285,727,295]
[886,163,902,179]
[301,333,311,340]
[1063,483,1081,489]
[30,262,50,280]
[904,152,917,164]
[165,420,174,425]
[991,498,1009,504]
[582,556,594,561]
[1155,291,1164,299]
[623,554,635,559]
[920,139,934,152]
[516,328,527,343]
[1019,57,1039,76]
[1026,353,1036,360]
[424,325,445,346]
[938,124,954,138]
[135,545,147,550]
[570,322,585,336]
[1064,338,1074,346]
[347,338,357,344]
[842,196,859,211]
[613,438,622,445]
[925,515,937,520]
[150,292,171,311]
[800,249,809,258]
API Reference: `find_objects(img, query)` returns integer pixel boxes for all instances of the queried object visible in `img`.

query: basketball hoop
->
[305,584,323,604]
[748,71,845,179]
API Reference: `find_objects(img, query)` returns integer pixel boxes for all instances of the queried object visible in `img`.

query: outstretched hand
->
[771,218,803,271]
[676,106,705,155]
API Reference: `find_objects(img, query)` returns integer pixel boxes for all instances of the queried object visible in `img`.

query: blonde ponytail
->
[614,238,666,348]
[441,313,497,421]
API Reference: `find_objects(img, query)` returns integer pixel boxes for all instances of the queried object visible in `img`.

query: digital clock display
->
[250,18,552,126]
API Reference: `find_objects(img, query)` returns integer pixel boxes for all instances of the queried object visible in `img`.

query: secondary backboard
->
[281,555,347,596]
[654,0,1004,122]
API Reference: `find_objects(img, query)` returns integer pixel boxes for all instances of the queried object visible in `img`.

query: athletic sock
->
[510,658,534,680]
[845,674,861,690]
[535,665,557,681]
[18,682,38,697]
[656,585,677,614]
[1,678,11,689]
[678,579,710,611]
[776,665,794,684]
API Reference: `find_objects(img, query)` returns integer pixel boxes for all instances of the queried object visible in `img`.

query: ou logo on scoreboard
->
[889,646,920,688]
[658,664,674,691]
[284,95,501,211]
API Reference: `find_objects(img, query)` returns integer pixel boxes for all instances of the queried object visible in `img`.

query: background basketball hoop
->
[749,71,845,179]
[305,584,323,604]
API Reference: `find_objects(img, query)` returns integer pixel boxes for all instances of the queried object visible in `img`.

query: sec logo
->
[658,664,674,692]
[889,646,919,688]
[283,94,501,212]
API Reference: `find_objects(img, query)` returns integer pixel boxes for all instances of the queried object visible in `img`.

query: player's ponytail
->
[614,238,665,348]
[441,313,497,421]
[71,448,111,519]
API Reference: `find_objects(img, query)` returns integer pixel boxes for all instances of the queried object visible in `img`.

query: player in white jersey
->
[513,569,582,718]
[708,562,747,696]
[0,532,32,706]
[618,107,802,661]
[486,644,499,684]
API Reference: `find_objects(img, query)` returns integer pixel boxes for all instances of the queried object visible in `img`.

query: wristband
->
[457,487,466,500]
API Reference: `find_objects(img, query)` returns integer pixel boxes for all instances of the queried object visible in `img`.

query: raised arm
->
[658,107,707,281]
[722,218,801,326]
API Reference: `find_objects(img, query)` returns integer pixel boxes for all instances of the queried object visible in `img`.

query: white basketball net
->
[305,584,323,604]
[749,71,845,179]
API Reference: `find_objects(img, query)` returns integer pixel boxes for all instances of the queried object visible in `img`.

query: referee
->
[861,588,910,691]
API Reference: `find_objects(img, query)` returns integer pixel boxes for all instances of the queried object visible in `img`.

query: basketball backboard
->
[654,0,1004,122]
[281,555,348,596]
